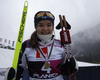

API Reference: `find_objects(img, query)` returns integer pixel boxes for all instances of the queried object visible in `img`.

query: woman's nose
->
[43,26,48,30]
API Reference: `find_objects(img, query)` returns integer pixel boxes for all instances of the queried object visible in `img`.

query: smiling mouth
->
[41,32,50,35]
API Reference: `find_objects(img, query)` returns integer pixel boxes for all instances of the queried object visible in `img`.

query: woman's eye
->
[39,25,44,27]
[47,24,52,27]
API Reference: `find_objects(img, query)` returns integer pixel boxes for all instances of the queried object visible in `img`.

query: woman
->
[5,11,78,80]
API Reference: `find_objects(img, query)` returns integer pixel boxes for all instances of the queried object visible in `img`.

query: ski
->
[12,1,28,79]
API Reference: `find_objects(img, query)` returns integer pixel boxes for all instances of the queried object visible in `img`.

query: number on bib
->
[41,62,52,73]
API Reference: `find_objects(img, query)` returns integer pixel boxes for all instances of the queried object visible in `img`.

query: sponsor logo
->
[36,47,48,58]
[33,73,58,79]
[63,32,68,41]
[0,71,6,76]
[18,13,26,43]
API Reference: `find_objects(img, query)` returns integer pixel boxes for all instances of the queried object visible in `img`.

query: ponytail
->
[30,31,39,49]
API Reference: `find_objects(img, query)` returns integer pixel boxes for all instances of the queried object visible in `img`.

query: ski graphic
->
[12,1,28,71]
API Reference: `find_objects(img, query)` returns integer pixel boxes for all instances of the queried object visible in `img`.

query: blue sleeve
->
[16,40,27,80]
[18,41,27,64]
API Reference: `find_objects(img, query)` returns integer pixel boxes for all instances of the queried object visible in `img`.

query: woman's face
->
[36,20,54,35]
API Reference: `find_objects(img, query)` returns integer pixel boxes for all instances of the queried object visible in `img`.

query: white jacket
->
[19,39,66,80]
